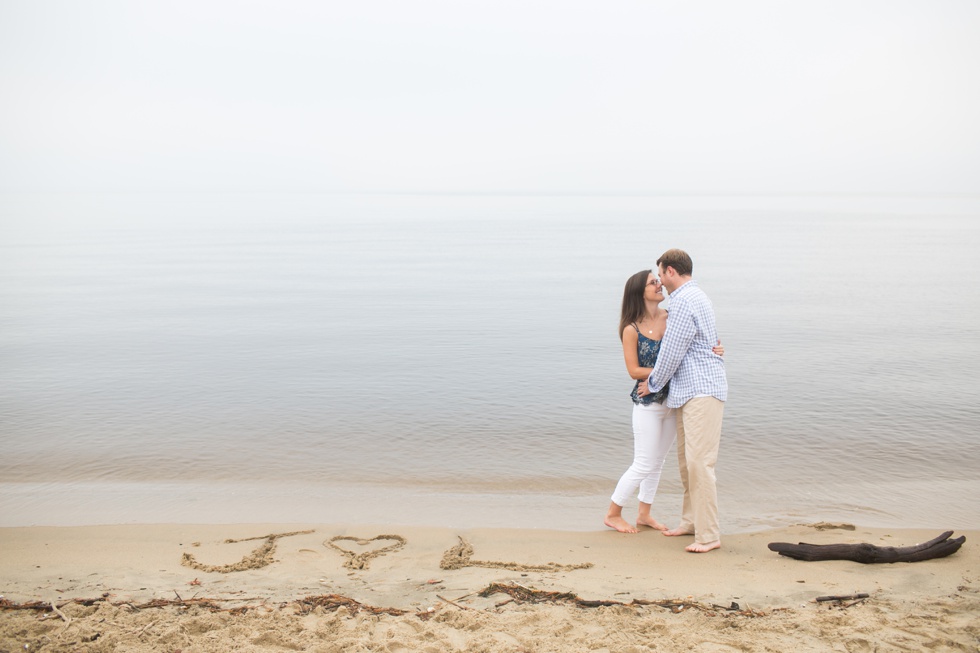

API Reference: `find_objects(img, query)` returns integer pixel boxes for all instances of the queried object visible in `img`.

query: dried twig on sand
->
[49,600,71,624]
[815,593,870,603]
[436,594,474,611]
[478,583,767,617]
[293,594,408,617]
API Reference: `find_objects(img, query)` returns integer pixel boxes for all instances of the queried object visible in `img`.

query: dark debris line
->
[1,584,772,620]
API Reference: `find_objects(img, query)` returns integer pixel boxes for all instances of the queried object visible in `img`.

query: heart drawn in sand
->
[326,534,407,570]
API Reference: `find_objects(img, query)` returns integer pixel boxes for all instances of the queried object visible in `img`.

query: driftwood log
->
[768,530,965,563]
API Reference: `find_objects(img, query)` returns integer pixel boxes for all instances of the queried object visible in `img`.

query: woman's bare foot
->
[636,515,669,531]
[662,527,695,537]
[604,515,638,533]
[685,540,721,553]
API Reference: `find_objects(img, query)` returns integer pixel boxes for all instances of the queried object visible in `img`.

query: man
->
[639,248,727,553]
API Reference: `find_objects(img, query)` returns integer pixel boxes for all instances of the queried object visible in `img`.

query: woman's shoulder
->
[622,323,639,340]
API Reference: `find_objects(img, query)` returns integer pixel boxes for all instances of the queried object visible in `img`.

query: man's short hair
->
[657,249,693,277]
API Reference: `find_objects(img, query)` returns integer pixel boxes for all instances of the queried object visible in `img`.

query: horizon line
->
[2,189,979,198]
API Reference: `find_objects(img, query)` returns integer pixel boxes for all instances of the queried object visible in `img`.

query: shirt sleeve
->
[647,299,697,393]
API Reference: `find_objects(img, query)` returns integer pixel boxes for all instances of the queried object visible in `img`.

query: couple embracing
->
[604,248,728,553]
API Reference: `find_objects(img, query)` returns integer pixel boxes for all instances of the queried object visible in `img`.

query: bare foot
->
[662,527,695,537]
[685,540,721,553]
[636,515,669,531]
[604,516,638,533]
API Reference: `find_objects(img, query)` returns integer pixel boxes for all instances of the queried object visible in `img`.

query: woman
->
[604,269,723,533]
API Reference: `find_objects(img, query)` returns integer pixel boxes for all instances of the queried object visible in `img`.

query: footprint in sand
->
[326,534,407,570]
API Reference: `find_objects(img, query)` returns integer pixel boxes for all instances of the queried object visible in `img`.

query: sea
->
[1,192,978,533]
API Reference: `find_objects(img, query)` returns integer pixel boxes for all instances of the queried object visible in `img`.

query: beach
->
[2,198,979,652]
[2,522,976,651]
[4,0,980,647]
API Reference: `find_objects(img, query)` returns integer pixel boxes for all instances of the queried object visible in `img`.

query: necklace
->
[644,311,661,334]
[647,311,660,335]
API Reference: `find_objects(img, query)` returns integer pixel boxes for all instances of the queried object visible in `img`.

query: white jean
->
[610,401,677,507]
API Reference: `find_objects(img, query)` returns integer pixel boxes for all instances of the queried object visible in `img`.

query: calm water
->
[1,192,978,531]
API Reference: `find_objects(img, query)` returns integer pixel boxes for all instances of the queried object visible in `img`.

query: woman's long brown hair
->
[619,269,652,341]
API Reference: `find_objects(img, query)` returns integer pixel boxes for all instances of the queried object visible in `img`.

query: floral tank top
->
[630,325,669,405]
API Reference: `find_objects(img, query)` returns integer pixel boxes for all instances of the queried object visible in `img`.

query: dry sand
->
[1,522,976,652]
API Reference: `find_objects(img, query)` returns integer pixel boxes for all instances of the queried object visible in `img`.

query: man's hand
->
[636,380,652,397]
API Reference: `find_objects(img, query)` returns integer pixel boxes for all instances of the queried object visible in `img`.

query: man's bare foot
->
[685,540,721,553]
[636,515,669,531]
[604,516,638,533]
[662,527,695,537]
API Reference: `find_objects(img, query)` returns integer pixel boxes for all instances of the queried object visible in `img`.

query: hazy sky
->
[1,1,978,194]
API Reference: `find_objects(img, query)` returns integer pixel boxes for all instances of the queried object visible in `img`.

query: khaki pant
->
[675,396,724,544]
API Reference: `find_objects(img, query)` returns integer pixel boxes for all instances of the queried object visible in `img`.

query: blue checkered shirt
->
[647,280,728,408]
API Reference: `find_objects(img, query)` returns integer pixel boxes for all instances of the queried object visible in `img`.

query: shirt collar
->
[670,279,697,296]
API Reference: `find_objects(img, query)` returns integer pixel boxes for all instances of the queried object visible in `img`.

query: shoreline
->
[2,522,977,651]
[4,479,978,534]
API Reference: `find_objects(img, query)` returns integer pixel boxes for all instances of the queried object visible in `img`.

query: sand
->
[1,522,976,652]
